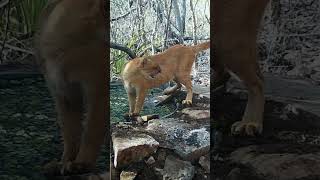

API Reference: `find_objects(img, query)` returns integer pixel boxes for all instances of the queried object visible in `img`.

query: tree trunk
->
[172,0,184,43]
[190,0,197,45]
[164,0,173,49]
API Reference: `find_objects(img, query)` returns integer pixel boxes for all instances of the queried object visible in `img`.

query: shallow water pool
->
[110,84,174,122]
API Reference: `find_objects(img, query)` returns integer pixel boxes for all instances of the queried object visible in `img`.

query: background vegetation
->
[0,0,47,65]
[110,0,210,79]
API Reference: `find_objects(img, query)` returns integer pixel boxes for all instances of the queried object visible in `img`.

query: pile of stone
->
[111,93,211,180]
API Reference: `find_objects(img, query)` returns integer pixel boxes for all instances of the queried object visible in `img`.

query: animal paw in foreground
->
[182,100,192,106]
[231,121,263,136]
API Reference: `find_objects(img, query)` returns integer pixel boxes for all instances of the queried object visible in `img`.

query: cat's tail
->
[191,41,210,54]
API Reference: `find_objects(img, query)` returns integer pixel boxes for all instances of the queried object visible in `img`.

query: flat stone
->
[112,133,159,168]
[120,171,137,180]
[162,155,195,180]
[181,108,210,119]
[230,145,320,180]
[199,154,210,173]
[146,118,210,161]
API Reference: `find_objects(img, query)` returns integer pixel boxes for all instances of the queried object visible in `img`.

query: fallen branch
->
[0,0,10,64]
[0,41,34,55]
[110,42,136,59]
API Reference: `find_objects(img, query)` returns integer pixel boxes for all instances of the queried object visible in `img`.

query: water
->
[110,84,174,122]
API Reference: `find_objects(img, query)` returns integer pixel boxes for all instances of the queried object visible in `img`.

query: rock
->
[230,145,320,180]
[181,108,210,119]
[145,156,156,165]
[141,114,159,122]
[120,171,137,180]
[12,113,22,118]
[16,130,26,136]
[199,155,210,173]
[136,117,144,124]
[25,114,33,118]
[0,125,7,134]
[34,114,48,120]
[146,118,210,161]
[154,167,164,179]
[162,155,195,180]
[136,115,160,124]
[156,149,167,162]
[112,133,159,168]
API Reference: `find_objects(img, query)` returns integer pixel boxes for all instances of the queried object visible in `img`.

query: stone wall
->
[258,0,320,82]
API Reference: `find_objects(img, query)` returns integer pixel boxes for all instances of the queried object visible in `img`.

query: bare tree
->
[190,0,197,45]
[164,0,173,49]
[172,0,186,43]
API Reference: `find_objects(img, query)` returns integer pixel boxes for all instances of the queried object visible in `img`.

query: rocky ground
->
[259,0,320,83]
[0,73,109,180]
[110,89,211,180]
[212,75,320,180]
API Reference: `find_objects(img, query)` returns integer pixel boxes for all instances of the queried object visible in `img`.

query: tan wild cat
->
[122,42,210,116]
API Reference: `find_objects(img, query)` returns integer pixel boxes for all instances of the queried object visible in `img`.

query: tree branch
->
[111,7,137,22]
[0,41,34,55]
[164,0,173,49]
[190,0,197,45]
[110,42,136,59]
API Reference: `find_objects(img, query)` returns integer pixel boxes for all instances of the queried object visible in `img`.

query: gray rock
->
[230,145,320,180]
[181,108,210,119]
[112,133,159,168]
[199,155,210,173]
[163,155,195,180]
[120,171,137,180]
[156,148,167,162]
[146,118,210,161]
[34,114,48,120]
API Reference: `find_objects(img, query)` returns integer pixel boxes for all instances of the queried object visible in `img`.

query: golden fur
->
[213,0,270,135]
[122,42,210,115]
[35,0,107,175]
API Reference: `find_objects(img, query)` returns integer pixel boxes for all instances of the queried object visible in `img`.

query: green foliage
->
[112,51,127,75]
[13,0,48,35]
[111,33,162,75]
[0,0,48,37]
